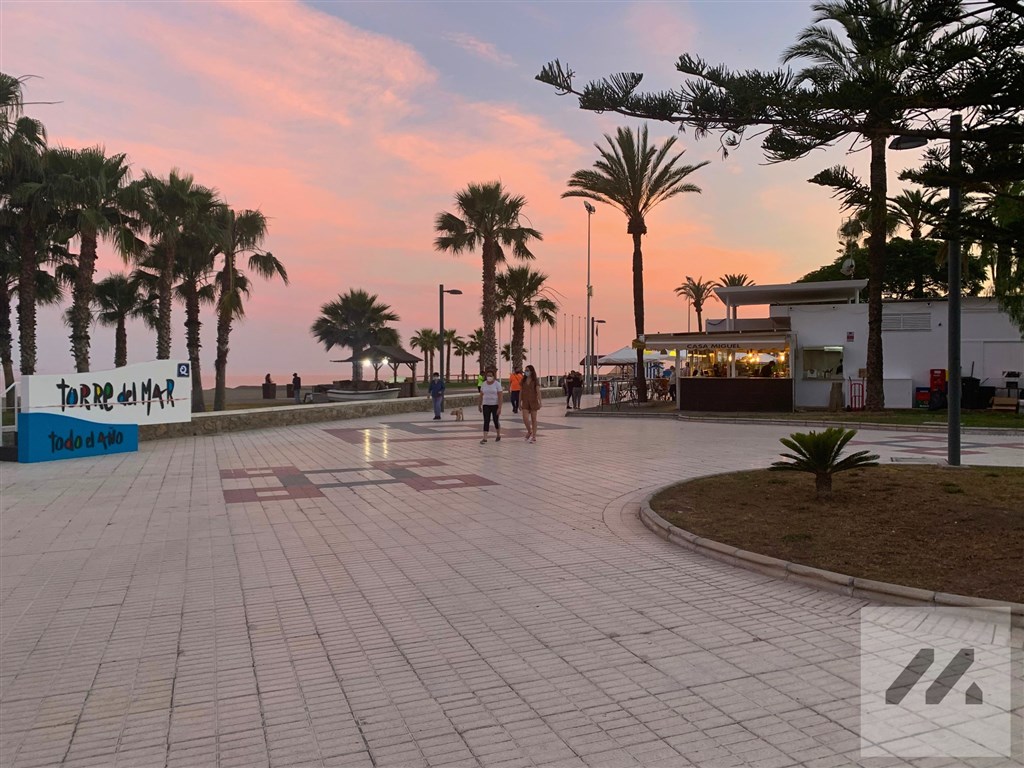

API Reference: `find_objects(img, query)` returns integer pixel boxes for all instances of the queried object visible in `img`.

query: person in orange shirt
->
[508,366,523,414]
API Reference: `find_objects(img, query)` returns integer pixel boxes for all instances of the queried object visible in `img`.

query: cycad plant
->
[769,427,879,499]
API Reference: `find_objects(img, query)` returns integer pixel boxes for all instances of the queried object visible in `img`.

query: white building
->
[644,281,1023,411]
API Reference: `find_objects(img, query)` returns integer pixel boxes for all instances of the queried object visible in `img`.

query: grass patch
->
[650,465,1024,603]
[583,403,1022,428]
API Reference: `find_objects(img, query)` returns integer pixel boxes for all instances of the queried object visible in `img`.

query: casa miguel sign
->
[18,360,192,463]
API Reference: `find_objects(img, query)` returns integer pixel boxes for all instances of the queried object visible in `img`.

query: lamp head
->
[446,289,463,295]
[583,201,596,214]
[888,135,928,150]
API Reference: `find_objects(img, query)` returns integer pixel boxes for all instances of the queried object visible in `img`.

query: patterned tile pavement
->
[1,402,1021,768]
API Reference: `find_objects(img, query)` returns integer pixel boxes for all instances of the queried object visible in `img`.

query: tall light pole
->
[591,319,606,389]
[584,201,595,393]
[889,114,963,466]
[438,285,462,384]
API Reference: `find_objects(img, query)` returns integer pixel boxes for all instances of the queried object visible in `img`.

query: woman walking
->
[520,364,542,443]
[571,370,583,410]
[478,368,503,443]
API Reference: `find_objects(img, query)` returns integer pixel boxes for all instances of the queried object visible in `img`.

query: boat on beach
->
[325,387,401,402]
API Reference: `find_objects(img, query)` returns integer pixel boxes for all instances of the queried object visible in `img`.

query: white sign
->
[22,360,193,425]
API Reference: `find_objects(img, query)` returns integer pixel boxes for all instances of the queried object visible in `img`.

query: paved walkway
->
[1,405,1021,768]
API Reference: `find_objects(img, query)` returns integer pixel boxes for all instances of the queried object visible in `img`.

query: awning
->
[643,331,791,351]
[598,345,676,365]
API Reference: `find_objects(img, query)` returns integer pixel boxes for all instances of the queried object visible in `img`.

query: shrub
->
[769,427,879,499]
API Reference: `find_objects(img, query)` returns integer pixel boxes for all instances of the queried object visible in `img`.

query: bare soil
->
[650,465,1024,603]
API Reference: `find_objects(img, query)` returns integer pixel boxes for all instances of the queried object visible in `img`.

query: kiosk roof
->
[714,280,867,306]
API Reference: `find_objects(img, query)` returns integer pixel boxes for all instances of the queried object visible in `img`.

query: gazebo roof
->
[332,345,421,364]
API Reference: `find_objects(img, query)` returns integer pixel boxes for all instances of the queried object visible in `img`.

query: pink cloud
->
[7,0,847,385]
[443,33,517,68]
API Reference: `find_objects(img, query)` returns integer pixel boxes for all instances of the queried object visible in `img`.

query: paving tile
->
[4,409,1015,767]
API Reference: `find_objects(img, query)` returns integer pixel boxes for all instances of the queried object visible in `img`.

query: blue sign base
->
[18,413,138,463]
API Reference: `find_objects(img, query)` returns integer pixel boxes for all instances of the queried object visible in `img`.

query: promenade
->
[1,406,1020,768]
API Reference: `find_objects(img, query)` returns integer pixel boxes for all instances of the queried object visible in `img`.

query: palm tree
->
[465,327,485,371]
[495,266,558,372]
[563,126,708,401]
[889,189,939,243]
[410,328,441,383]
[434,182,542,372]
[0,241,61,406]
[674,276,718,332]
[94,272,156,368]
[310,289,399,383]
[2,76,51,377]
[46,147,145,372]
[453,337,471,382]
[716,273,755,287]
[212,207,287,411]
[173,237,216,411]
[887,189,941,298]
[784,0,959,409]
[442,329,459,382]
[142,170,218,360]
[501,342,529,362]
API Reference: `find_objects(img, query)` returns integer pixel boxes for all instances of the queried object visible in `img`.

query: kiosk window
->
[801,346,844,380]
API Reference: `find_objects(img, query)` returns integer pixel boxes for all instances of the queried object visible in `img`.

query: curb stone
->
[639,489,1024,625]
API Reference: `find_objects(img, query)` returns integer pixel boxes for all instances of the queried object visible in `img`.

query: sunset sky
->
[4,0,927,384]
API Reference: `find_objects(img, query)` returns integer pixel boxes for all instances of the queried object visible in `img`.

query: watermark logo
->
[177,363,190,378]
[860,606,1014,758]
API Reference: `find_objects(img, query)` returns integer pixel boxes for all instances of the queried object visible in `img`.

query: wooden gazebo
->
[332,345,422,383]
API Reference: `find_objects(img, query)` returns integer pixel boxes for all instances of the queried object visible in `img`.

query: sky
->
[3,0,927,384]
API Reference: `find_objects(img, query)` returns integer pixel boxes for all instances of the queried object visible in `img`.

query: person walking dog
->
[478,368,503,443]
[519,364,542,443]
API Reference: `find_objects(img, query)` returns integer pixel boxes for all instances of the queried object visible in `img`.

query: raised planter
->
[639,489,1024,625]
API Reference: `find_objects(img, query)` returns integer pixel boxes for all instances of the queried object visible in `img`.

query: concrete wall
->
[139,388,564,441]
[775,298,1022,408]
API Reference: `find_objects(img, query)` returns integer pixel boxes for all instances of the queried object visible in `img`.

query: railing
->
[1,380,18,438]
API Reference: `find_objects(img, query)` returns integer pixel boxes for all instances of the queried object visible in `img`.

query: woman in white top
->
[477,368,503,443]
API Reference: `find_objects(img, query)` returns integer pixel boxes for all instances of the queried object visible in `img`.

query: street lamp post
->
[889,114,962,466]
[438,285,462,384]
[584,201,595,393]
[591,319,605,390]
